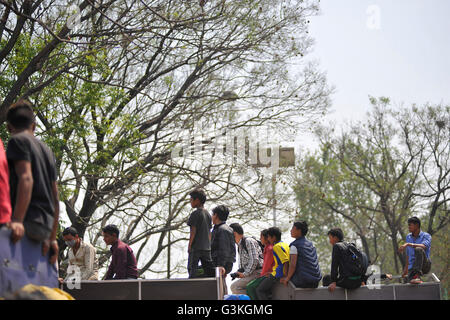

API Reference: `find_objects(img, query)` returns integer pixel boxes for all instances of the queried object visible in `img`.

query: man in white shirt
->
[59,227,98,283]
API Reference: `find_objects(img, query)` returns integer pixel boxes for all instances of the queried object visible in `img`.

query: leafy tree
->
[1,0,331,276]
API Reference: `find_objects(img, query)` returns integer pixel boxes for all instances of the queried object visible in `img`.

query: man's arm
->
[104,251,116,280]
[402,254,409,278]
[114,246,129,279]
[43,181,59,264]
[283,261,289,278]
[328,245,339,292]
[188,226,197,253]
[281,254,297,285]
[9,160,33,243]
[330,245,339,282]
[82,245,96,279]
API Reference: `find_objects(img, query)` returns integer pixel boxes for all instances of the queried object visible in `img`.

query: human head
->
[291,220,308,238]
[62,227,80,247]
[407,216,421,233]
[260,229,269,246]
[267,227,282,245]
[229,223,244,244]
[6,99,36,133]
[189,188,206,208]
[327,227,344,246]
[102,224,120,245]
[211,205,229,225]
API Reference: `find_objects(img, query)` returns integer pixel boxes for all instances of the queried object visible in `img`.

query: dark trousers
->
[292,278,320,288]
[408,247,432,280]
[323,274,361,289]
[187,249,215,278]
[255,274,278,300]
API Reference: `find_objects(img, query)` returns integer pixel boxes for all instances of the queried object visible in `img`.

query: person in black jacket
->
[322,228,365,292]
[210,205,236,294]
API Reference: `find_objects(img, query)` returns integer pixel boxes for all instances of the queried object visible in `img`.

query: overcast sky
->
[296,0,450,151]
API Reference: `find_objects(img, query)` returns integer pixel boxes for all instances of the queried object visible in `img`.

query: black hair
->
[212,205,229,222]
[229,223,244,235]
[62,227,78,237]
[407,216,421,228]
[293,220,308,236]
[260,229,269,239]
[102,224,120,238]
[189,188,207,204]
[7,100,36,130]
[267,227,282,242]
[327,227,344,241]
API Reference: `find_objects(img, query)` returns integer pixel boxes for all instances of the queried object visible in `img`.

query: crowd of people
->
[0,100,433,299]
[186,188,433,299]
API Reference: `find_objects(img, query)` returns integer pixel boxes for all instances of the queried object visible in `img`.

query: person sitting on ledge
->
[322,228,367,292]
[398,216,431,284]
[280,221,322,288]
[102,224,138,280]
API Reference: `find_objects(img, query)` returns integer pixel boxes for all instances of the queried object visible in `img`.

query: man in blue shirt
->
[398,217,431,284]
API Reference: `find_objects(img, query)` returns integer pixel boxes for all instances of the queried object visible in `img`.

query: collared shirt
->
[271,241,290,278]
[105,239,138,280]
[237,237,263,276]
[65,240,99,281]
[406,231,431,270]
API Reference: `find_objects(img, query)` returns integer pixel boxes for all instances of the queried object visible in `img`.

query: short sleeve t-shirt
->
[0,138,12,224]
[7,132,57,231]
[272,241,290,278]
[187,208,212,251]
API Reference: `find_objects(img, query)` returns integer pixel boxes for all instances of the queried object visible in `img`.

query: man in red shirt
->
[0,138,12,226]
[245,229,274,300]
[102,224,138,279]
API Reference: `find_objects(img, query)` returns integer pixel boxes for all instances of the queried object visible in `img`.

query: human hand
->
[9,221,25,243]
[42,240,59,264]
[398,243,409,253]
[280,277,289,286]
[328,282,337,292]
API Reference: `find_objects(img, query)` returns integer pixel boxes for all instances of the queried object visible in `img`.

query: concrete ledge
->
[272,279,442,300]
[62,269,225,300]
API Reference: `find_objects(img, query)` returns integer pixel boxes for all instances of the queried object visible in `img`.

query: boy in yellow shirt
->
[255,227,289,300]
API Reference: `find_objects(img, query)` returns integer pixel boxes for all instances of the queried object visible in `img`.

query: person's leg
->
[422,251,432,275]
[246,277,265,300]
[199,250,215,278]
[411,247,425,275]
[255,275,277,300]
[187,250,201,279]
[336,277,361,289]
[409,247,428,283]
[231,270,260,294]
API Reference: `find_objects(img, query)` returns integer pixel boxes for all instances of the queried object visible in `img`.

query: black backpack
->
[337,242,368,277]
